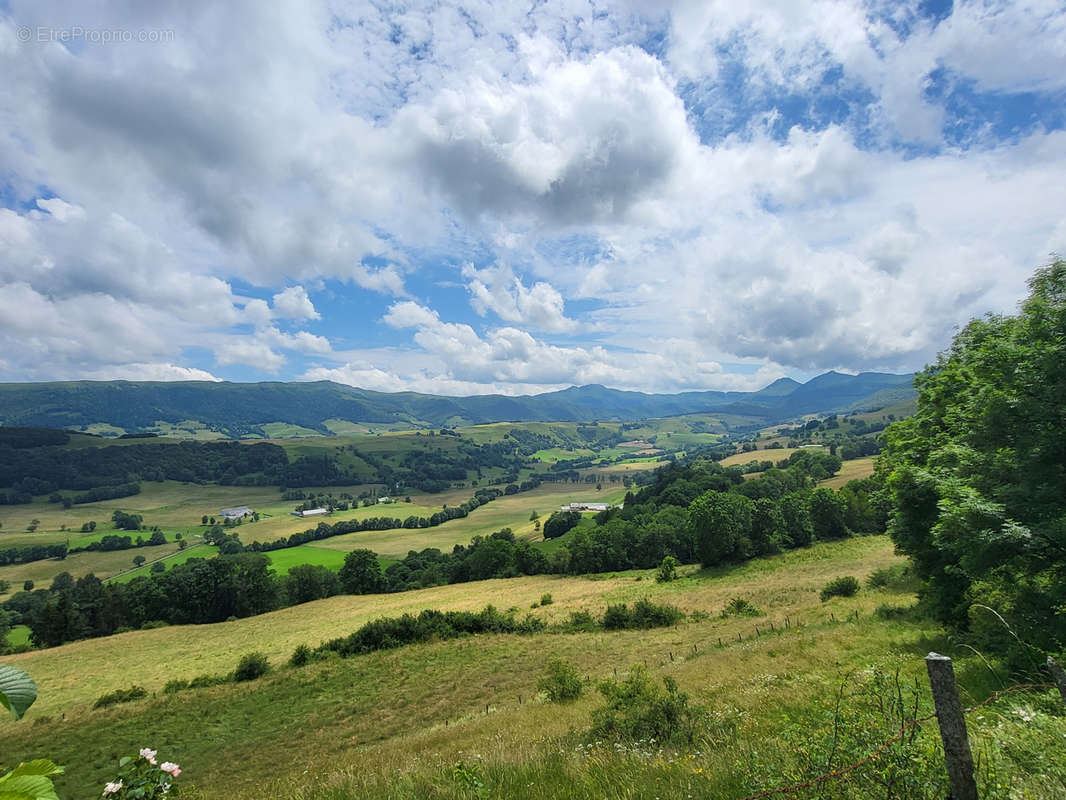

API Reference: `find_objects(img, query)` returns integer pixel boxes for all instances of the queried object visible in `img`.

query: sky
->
[1,1,1064,397]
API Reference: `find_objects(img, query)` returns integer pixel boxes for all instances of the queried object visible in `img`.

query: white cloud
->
[215,339,286,372]
[271,286,320,320]
[83,363,223,382]
[462,263,577,332]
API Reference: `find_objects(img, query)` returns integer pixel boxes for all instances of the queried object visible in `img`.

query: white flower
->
[159,762,182,777]
[139,748,158,765]
[103,780,123,795]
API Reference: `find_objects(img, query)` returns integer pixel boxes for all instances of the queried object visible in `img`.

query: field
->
[6,533,1058,800]
[717,447,812,467]
[818,456,877,488]
[0,478,628,595]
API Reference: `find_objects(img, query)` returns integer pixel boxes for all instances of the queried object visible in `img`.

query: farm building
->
[219,506,254,520]
[290,508,329,518]
[561,502,611,512]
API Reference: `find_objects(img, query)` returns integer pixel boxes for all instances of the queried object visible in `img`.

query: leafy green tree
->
[883,260,1066,658]
[809,487,849,540]
[750,498,785,555]
[778,491,814,548]
[688,491,753,565]
[339,549,387,594]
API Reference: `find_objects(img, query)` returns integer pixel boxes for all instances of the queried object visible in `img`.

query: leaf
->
[0,666,38,720]
[5,764,62,779]
[0,773,61,800]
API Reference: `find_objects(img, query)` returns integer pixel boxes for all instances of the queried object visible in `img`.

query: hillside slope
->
[0,372,914,437]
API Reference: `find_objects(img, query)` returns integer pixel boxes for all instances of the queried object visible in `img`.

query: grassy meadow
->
[5,533,1060,800]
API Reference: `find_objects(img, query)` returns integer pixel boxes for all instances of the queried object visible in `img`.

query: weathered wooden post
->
[1048,657,1066,704]
[925,653,978,800]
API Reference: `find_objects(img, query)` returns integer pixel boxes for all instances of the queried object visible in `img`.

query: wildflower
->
[139,747,158,765]
[160,762,182,777]
[103,780,123,795]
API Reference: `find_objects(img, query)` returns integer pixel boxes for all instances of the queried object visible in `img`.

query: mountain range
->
[0,371,915,438]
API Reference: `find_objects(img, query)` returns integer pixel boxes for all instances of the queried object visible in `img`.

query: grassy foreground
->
[2,536,1063,799]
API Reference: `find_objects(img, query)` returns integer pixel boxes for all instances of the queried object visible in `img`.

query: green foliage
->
[539,593,553,606]
[601,599,684,630]
[655,555,678,583]
[233,652,270,682]
[0,664,38,720]
[0,759,64,800]
[92,686,148,709]
[720,597,762,617]
[883,260,1066,659]
[588,666,707,747]
[537,659,583,703]
[689,490,754,564]
[542,510,581,540]
[809,487,850,540]
[101,748,182,799]
[318,605,545,659]
[289,644,313,668]
[338,549,387,595]
[820,576,861,601]
[162,679,189,694]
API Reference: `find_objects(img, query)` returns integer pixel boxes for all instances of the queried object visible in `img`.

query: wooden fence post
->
[1048,657,1066,704]
[925,653,978,800]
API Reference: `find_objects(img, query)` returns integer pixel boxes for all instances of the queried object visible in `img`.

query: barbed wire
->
[732,682,1053,800]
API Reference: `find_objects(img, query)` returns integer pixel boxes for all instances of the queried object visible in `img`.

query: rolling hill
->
[0,371,914,438]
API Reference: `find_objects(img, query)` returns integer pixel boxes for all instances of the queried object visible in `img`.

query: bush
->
[602,599,684,630]
[188,674,229,689]
[539,593,553,606]
[141,620,169,629]
[234,651,270,682]
[92,686,148,709]
[565,610,598,632]
[821,576,861,602]
[538,659,583,703]
[655,555,679,583]
[289,644,313,667]
[866,564,917,591]
[163,679,189,694]
[720,597,762,617]
[588,666,707,747]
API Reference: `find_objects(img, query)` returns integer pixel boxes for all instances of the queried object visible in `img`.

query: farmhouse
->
[219,506,254,520]
[561,502,611,512]
[290,508,329,518]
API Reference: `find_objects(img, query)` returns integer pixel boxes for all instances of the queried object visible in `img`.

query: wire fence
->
[733,682,1053,800]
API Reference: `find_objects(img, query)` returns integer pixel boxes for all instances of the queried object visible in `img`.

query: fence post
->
[925,653,978,800]
[1048,657,1066,704]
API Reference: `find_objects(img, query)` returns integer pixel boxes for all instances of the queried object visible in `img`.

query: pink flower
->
[103,780,123,795]
[139,747,157,765]
[159,762,182,777]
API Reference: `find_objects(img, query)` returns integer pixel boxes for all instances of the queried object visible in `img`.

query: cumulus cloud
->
[271,286,320,320]
[1,0,1064,392]
[462,263,577,332]
[397,43,696,224]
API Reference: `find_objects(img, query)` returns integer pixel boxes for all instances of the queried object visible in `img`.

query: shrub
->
[234,651,270,682]
[821,576,861,602]
[162,679,189,694]
[602,599,684,630]
[141,620,169,629]
[289,644,313,667]
[588,666,707,747]
[655,555,679,583]
[92,686,148,709]
[539,592,553,606]
[537,659,583,703]
[565,610,598,631]
[188,674,228,689]
[866,564,916,591]
[721,597,762,617]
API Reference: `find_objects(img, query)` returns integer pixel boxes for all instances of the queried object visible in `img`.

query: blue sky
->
[1,1,1065,395]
